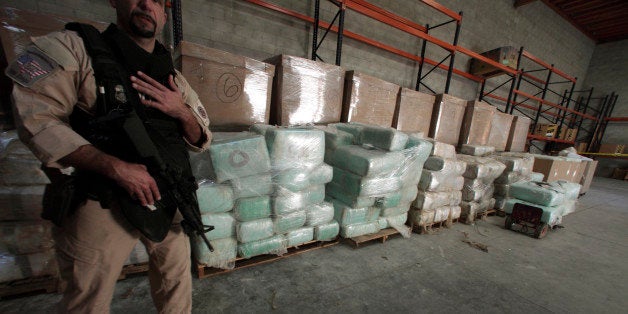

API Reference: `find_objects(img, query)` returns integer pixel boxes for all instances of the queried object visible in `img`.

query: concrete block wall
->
[582,39,628,177]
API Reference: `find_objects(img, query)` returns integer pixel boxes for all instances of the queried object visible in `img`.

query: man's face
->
[111,0,167,38]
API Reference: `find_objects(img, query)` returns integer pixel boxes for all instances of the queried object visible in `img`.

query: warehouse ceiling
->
[515,0,628,43]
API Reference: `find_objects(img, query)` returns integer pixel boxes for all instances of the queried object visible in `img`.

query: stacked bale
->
[490,153,535,210]
[256,126,339,248]
[409,140,465,230]
[456,155,506,223]
[324,123,432,238]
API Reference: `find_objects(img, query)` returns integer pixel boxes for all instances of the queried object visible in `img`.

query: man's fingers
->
[168,75,180,92]
[137,71,168,92]
[148,180,161,203]
[134,189,149,207]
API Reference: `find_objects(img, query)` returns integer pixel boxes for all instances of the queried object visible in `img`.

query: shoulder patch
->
[5,47,59,87]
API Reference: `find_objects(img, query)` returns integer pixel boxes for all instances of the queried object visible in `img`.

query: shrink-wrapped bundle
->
[285,227,314,247]
[237,235,287,259]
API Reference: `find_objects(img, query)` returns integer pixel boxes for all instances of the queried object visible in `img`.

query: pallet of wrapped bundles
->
[459,144,495,157]
[503,180,581,238]
[490,153,535,211]
[325,124,432,241]
[408,140,465,233]
[456,155,505,223]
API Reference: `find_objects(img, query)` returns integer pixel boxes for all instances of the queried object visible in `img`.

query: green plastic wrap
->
[331,123,365,142]
[314,221,340,241]
[285,227,314,247]
[456,155,506,180]
[413,190,462,210]
[319,126,355,150]
[529,172,545,181]
[273,210,307,234]
[201,213,236,241]
[229,173,273,198]
[209,132,271,183]
[325,183,376,208]
[459,144,495,157]
[418,171,464,192]
[274,163,333,192]
[554,181,581,201]
[330,197,380,226]
[197,182,234,214]
[408,208,434,226]
[509,181,566,206]
[360,125,409,151]
[305,201,335,226]
[397,136,432,186]
[233,196,271,222]
[376,190,402,208]
[265,128,325,170]
[327,145,405,177]
[340,221,380,238]
[237,235,287,259]
[272,184,326,215]
[331,167,402,196]
[236,218,274,243]
[381,202,411,217]
[249,124,275,136]
[563,200,576,215]
[504,198,563,225]
[192,237,237,270]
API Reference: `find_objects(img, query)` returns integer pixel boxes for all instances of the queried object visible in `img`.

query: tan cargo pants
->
[53,199,192,313]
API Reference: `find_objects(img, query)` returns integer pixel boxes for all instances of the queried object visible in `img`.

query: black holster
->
[41,167,83,227]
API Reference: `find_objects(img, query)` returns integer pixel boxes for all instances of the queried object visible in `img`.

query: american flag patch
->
[5,47,58,87]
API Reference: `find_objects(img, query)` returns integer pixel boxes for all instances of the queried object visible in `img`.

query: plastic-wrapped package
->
[562,200,577,215]
[192,237,237,270]
[327,145,405,177]
[272,184,325,215]
[319,126,355,151]
[433,206,452,223]
[400,185,419,204]
[266,54,344,125]
[305,202,334,226]
[509,181,566,207]
[408,208,435,226]
[325,183,376,208]
[233,196,271,221]
[424,156,467,174]
[494,197,507,210]
[285,227,314,247]
[0,185,45,221]
[375,190,402,208]
[250,124,276,136]
[273,210,307,234]
[124,242,149,265]
[237,235,287,259]
[426,139,456,159]
[397,137,433,186]
[340,221,380,238]
[494,184,510,198]
[236,218,274,243]
[450,206,462,220]
[459,100,496,146]
[494,172,529,184]
[201,213,236,240]
[314,221,340,241]
[457,155,506,180]
[461,198,495,216]
[229,173,273,198]
[504,199,563,225]
[360,125,409,152]
[492,153,535,175]
[331,167,401,196]
[331,198,381,226]
[506,116,532,152]
[208,133,271,183]
[273,163,332,192]
[0,221,54,254]
[554,181,581,201]
[487,111,514,151]
[413,190,462,210]
[265,128,325,170]
[459,144,495,157]
[462,179,495,202]
[0,249,58,282]
[342,71,400,127]
[393,88,435,134]
[331,123,365,141]
[529,172,545,182]
[418,171,464,192]
[380,214,411,237]
[429,94,468,145]
[197,182,234,214]
[381,202,411,217]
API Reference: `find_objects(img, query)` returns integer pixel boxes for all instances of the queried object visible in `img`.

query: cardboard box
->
[506,115,531,152]
[487,111,514,151]
[0,7,107,131]
[533,156,584,183]
[429,94,468,145]
[342,71,400,127]
[266,55,344,126]
[598,143,625,154]
[175,41,275,130]
[579,160,598,194]
[459,100,496,146]
[392,88,435,134]
[469,46,518,77]
[557,127,578,142]
[532,123,558,137]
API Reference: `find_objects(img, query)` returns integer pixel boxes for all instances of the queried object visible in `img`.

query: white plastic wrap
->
[493,153,535,175]
[305,201,335,226]
[381,202,411,217]
[265,127,325,170]
[272,184,325,215]
[462,179,495,202]
[228,173,273,199]
[236,218,274,243]
[433,206,452,223]
[273,210,307,234]
[424,156,468,174]
[314,221,340,241]
[201,213,236,241]
[456,155,506,180]
[0,249,58,282]
[360,125,409,152]
[408,208,435,226]
[339,221,380,238]
[418,171,465,192]
[208,132,271,183]
[450,205,462,220]
[192,237,237,270]
[327,145,405,178]
[459,144,495,157]
[237,235,287,259]
[273,163,333,192]
[426,139,456,159]
[318,125,356,151]
[461,198,495,218]
[197,181,234,214]
[0,185,45,221]
[413,190,462,210]
[330,167,401,197]
[285,227,314,247]
[233,196,271,222]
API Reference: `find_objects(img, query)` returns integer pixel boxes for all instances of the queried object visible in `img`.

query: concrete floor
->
[1,177,627,313]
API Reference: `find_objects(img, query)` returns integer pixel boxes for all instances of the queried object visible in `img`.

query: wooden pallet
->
[461,209,498,224]
[410,218,457,234]
[0,275,59,299]
[494,208,506,217]
[346,228,402,248]
[118,262,149,280]
[196,239,339,279]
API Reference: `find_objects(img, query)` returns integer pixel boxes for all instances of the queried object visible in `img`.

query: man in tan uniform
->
[7,0,210,312]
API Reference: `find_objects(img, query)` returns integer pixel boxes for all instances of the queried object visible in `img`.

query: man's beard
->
[130,12,156,38]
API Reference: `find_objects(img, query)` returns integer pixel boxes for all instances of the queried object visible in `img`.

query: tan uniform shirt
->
[10,30,211,168]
